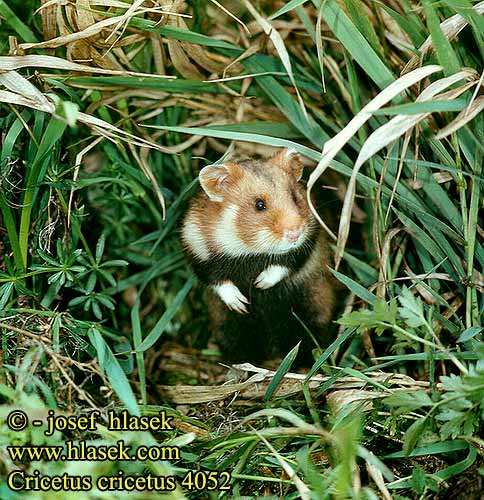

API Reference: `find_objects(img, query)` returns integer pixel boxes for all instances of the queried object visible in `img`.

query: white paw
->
[254,265,289,289]
[212,281,249,313]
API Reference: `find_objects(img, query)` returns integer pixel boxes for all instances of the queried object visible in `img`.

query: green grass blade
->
[18,116,67,269]
[269,0,309,20]
[243,57,329,147]
[0,1,37,42]
[384,440,468,458]
[422,0,461,75]
[131,303,146,405]
[88,328,140,416]
[264,343,301,402]
[435,446,476,481]
[373,98,468,115]
[329,269,378,304]
[342,0,383,58]
[379,4,425,47]
[136,276,195,352]
[317,0,394,89]
[307,327,357,382]
[145,125,322,160]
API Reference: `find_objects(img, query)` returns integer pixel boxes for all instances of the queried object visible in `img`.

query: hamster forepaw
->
[212,281,249,314]
[254,265,289,289]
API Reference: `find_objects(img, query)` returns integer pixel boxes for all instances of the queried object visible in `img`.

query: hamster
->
[181,148,336,365]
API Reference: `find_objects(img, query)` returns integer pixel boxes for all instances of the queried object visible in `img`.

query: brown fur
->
[182,153,315,258]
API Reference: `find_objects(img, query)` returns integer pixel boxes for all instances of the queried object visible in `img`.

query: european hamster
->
[181,148,336,365]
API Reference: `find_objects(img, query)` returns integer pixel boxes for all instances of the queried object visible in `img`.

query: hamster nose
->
[285,227,302,243]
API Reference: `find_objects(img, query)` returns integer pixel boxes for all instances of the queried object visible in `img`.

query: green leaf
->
[435,446,477,481]
[19,116,68,269]
[329,268,378,304]
[458,327,483,343]
[88,328,139,416]
[136,276,195,352]
[264,342,300,402]
[342,0,382,58]
[439,372,464,392]
[337,300,397,335]
[385,390,433,415]
[95,234,106,263]
[397,287,426,328]
[403,418,429,456]
[384,439,468,458]
[410,465,427,494]
[308,327,356,382]
[379,4,425,47]
[207,121,302,138]
[131,302,146,406]
[0,282,14,310]
[60,101,79,127]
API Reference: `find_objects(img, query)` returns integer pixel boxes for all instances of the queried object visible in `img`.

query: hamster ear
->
[269,148,303,181]
[199,162,242,202]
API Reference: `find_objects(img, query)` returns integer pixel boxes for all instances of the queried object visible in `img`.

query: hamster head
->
[199,148,315,256]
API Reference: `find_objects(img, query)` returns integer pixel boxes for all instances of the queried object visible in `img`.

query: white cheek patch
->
[254,265,289,289]
[182,219,210,261]
[212,281,248,313]
[254,228,276,253]
[214,204,251,257]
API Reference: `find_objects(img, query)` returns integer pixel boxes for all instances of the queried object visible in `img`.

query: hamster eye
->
[255,199,266,211]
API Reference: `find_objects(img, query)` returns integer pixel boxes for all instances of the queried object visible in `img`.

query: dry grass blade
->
[76,109,168,151]
[0,54,175,78]
[435,95,484,139]
[20,0,184,53]
[254,430,311,500]
[366,461,392,500]
[235,363,431,388]
[157,380,256,404]
[403,1,484,74]
[104,0,145,45]
[316,4,326,92]
[242,0,309,121]
[377,227,404,298]
[38,0,56,41]
[209,0,250,35]
[155,362,433,404]
[307,64,442,242]
[19,11,136,50]
[0,89,47,110]
[327,390,381,413]
[34,0,126,15]
[335,68,478,268]
[0,70,52,109]
[166,37,204,80]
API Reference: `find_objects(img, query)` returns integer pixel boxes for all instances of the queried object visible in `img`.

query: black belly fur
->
[217,281,324,365]
[188,230,329,364]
